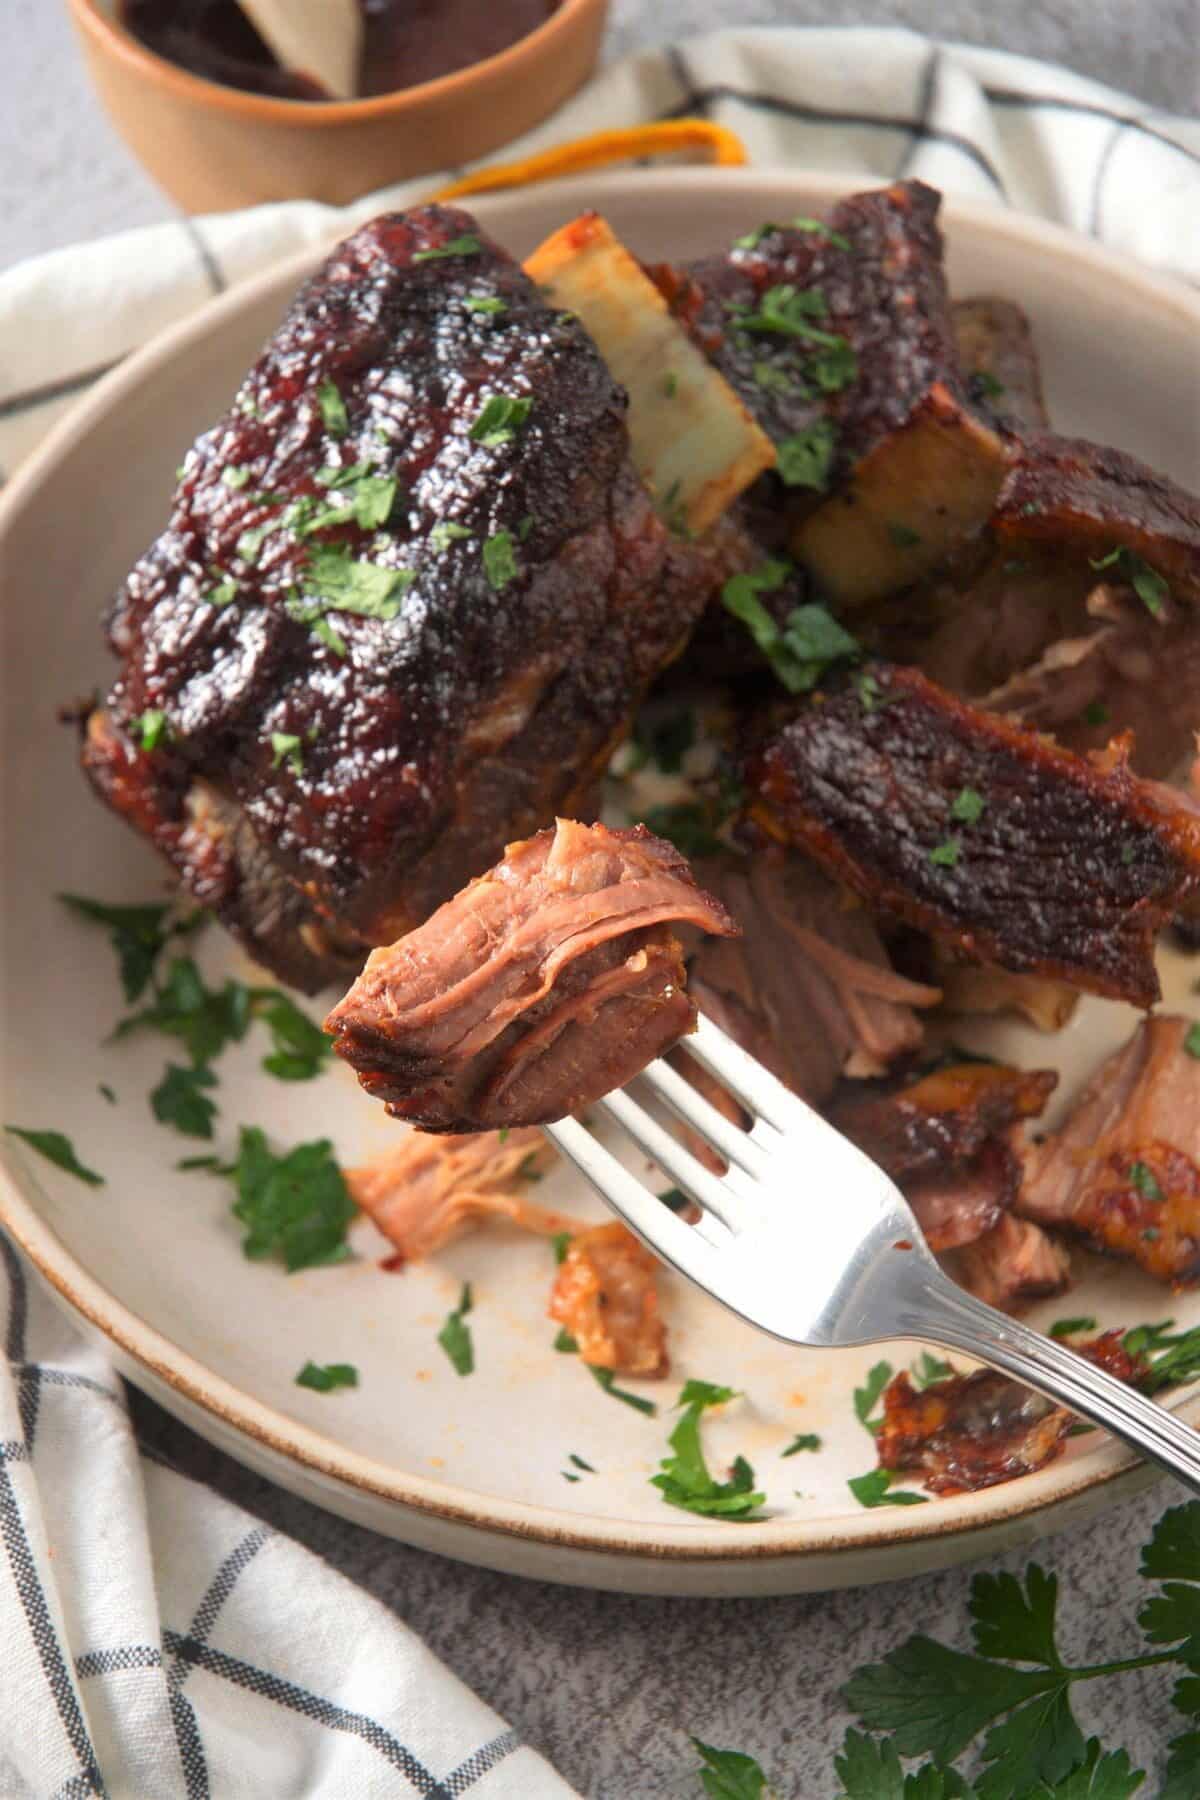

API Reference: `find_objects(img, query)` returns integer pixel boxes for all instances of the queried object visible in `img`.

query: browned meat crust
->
[685,849,939,1106]
[83,206,710,990]
[324,819,739,1132]
[952,297,1049,433]
[994,433,1200,603]
[876,1327,1142,1493]
[344,1127,566,1260]
[951,1212,1072,1313]
[906,1145,1017,1253]
[1014,1014,1200,1286]
[549,1221,668,1376]
[827,1060,1057,1186]
[747,664,1200,1006]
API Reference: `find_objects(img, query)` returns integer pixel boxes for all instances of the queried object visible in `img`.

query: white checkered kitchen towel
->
[1,24,1198,1800]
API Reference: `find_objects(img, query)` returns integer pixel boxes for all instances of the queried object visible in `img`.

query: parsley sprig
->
[721,562,861,692]
[651,1380,766,1520]
[1089,546,1171,618]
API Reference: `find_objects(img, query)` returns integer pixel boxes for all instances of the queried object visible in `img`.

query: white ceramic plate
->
[2,171,1199,1597]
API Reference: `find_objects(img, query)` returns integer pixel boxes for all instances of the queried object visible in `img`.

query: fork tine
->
[595,1089,752,1232]
[637,1056,767,1176]
[684,1013,803,1133]
[543,1117,724,1288]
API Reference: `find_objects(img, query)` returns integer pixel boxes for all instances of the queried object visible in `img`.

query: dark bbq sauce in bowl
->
[121,0,556,102]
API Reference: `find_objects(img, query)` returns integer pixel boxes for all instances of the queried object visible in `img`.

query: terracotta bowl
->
[67,0,610,213]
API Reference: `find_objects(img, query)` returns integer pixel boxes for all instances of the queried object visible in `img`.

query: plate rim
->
[3,165,1198,1568]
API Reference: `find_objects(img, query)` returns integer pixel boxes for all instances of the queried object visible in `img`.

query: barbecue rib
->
[747,664,1200,1005]
[324,819,739,1132]
[81,206,736,991]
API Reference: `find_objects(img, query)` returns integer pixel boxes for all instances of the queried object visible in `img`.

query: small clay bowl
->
[67,0,610,213]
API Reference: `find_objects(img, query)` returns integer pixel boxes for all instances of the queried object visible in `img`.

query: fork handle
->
[905,1271,1200,1495]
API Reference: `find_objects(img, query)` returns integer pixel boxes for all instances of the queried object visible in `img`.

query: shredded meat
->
[904,1142,1020,1254]
[931,953,1080,1033]
[325,819,738,1132]
[951,1213,1072,1313]
[748,664,1200,1006]
[549,1221,668,1376]
[1014,1015,1200,1285]
[345,1127,566,1260]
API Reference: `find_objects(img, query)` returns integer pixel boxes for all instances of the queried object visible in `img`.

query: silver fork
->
[544,1013,1200,1493]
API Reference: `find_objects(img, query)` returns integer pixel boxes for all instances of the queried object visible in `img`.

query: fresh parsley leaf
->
[591,1366,657,1415]
[306,471,398,534]
[848,1470,929,1508]
[413,233,482,262]
[304,545,413,620]
[692,1737,772,1798]
[977,1688,1087,1800]
[842,1637,1063,1763]
[315,378,348,437]
[929,839,961,869]
[59,893,202,1003]
[553,1328,578,1353]
[792,215,852,250]
[810,338,859,392]
[295,1361,358,1393]
[568,1452,595,1472]
[854,1361,894,1432]
[1128,1160,1163,1200]
[1049,1317,1097,1340]
[733,222,782,250]
[969,1566,1063,1668]
[469,395,532,446]
[651,1381,765,1519]
[430,520,472,551]
[1183,1023,1200,1059]
[482,530,518,591]
[731,283,839,343]
[1082,701,1110,726]
[251,990,332,1082]
[236,526,267,564]
[134,709,169,750]
[177,1154,223,1172]
[114,956,251,1068]
[782,1433,822,1456]
[551,1231,571,1264]
[776,420,836,490]
[663,371,678,397]
[951,788,985,825]
[270,731,304,773]
[222,465,251,489]
[202,576,238,607]
[228,1125,355,1272]
[911,1352,953,1388]
[658,1186,691,1214]
[720,563,860,693]
[464,294,506,313]
[4,1126,105,1186]
[857,671,885,712]
[150,1062,218,1139]
[314,460,374,488]
[438,1282,474,1375]
[1161,1732,1200,1800]
[888,522,922,549]
[752,358,800,394]
[974,370,1006,400]
[98,1083,116,1105]
[1030,1740,1145,1799]
[1088,546,1170,617]
[832,1727,906,1799]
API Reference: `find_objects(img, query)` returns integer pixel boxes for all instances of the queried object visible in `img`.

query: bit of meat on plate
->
[345,1127,565,1261]
[549,1221,668,1377]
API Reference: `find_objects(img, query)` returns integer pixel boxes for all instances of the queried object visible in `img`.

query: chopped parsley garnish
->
[307,471,399,534]
[731,282,830,336]
[4,1126,105,1186]
[692,1738,773,1798]
[413,233,482,262]
[296,1361,358,1393]
[854,1361,893,1433]
[888,522,922,548]
[517,513,535,541]
[1128,1160,1163,1201]
[236,526,267,565]
[463,294,506,314]
[911,1351,953,1388]
[98,1084,116,1105]
[1049,1316,1098,1339]
[482,530,518,591]
[1089,545,1171,617]
[775,420,836,490]
[1184,1022,1200,1059]
[133,709,169,751]
[553,1328,578,1353]
[781,1433,822,1457]
[150,1062,218,1139]
[658,1187,691,1214]
[469,395,532,446]
[733,222,781,250]
[751,359,799,395]
[1083,699,1110,726]
[315,378,348,437]
[514,1152,542,1183]
[270,731,303,773]
[856,671,885,712]
[438,1282,475,1375]
[303,545,414,620]
[229,1125,354,1271]
[791,214,852,250]
[314,460,374,488]
[662,371,678,398]
[651,1380,765,1519]
[59,893,206,1003]
[203,577,239,607]
[847,1469,929,1508]
[311,617,347,657]
[430,520,472,551]
[113,955,252,1068]
[810,339,859,392]
[253,989,334,1081]
[568,1452,595,1472]
[974,369,1006,399]
[721,562,860,692]
[591,1366,657,1415]
[929,838,961,868]
[1123,1318,1200,1393]
[222,465,252,490]
[552,1231,571,1265]
[951,787,985,824]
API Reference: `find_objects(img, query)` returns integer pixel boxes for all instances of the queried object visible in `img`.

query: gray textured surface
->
[8,6,1200,1796]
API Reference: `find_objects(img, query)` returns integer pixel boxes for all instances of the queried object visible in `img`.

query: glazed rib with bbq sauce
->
[81,205,756,992]
[746,663,1200,1007]
[324,819,739,1133]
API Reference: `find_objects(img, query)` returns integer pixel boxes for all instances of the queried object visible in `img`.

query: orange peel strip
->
[431,121,747,202]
